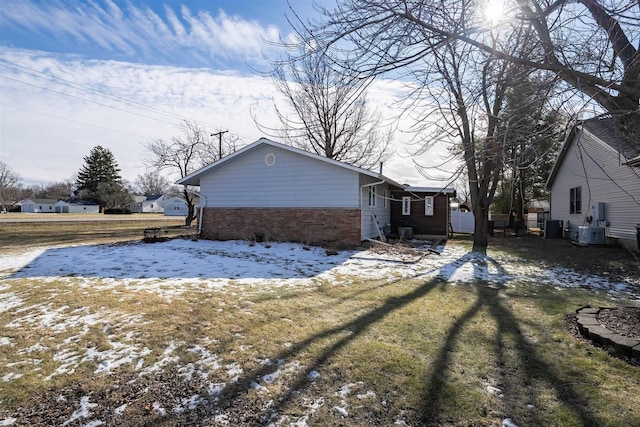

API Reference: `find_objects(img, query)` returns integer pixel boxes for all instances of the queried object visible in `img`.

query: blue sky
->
[0,0,319,69]
[0,0,445,187]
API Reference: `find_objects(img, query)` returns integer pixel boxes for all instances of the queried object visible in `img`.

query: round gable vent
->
[265,152,277,166]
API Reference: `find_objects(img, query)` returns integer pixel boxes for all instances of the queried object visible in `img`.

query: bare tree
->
[145,120,233,226]
[0,161,21,212]
[292,0,561,249]
[492,76,565,221]
[260,45,392,170]
[305,0,639,141]
[30,180,76,200]
[135,171,171,195]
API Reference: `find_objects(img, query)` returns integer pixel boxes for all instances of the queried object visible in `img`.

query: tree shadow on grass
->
[104,248,602,426]
[213,272,444,422]
[419,252,602,426]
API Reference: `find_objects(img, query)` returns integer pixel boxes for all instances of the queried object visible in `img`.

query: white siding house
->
[546,118,640,250]
[20,199,56,213]
[142,195,165,213]
[128,195,166,213]
[54,200,100,213]
[163,197,188,216]
[177,138,403,246]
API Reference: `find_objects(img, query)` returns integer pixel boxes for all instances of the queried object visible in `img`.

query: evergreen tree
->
[76,146,124,207]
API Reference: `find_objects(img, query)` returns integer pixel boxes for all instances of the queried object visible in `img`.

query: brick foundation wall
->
[200,208,362,247]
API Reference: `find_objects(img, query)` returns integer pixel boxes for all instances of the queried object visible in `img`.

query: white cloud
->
[0,0,284,67]
[0,48,454,189]
[0,49,277,184]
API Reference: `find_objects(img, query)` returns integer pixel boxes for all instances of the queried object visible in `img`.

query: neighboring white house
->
[176,138,406,246]
[53,200,100,213]
[19,199,56,213]
[163,197,188,216]
[546,117,640,250]
[128,194,166,213]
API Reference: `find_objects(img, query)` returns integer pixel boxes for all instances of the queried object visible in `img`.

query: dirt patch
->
[597,307,640,340]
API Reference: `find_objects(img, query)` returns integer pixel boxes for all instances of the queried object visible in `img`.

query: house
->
[53,200,100,213]
[545,117,640,250]
[128,195,166,213]
[177,138,412,247]
[389,187,456,238]
[19,199,56,213]
[163,197,188,216]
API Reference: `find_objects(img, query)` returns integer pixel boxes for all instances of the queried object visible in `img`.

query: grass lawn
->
[0,220,638,426]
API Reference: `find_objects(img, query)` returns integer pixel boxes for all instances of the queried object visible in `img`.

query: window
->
[402,196,411,215]
[383,189,388,208]
[570,186,581,214]
[368,186,377,207]
[425,196,434,216]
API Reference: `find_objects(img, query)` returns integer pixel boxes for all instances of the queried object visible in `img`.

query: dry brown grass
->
[0,222,639,426]
[0,215,188,252]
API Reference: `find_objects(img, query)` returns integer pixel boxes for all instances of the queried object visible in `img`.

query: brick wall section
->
[200,208,362,247]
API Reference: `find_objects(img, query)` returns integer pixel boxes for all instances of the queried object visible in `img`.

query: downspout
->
[360,179,387,191]
[197,194,207,236]
[360,179,388,241]
[360,179,387,205]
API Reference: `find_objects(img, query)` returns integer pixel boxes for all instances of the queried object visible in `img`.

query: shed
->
[545,117,640,249]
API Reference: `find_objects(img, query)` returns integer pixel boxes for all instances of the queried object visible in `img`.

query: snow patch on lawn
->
[1,238,637,425]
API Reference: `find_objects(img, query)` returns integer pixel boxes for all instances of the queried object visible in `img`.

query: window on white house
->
[402,196,411,215]
[425,196,434,216]
[383,189,388,208]
[570,186,581,214]
[368,186,377,207]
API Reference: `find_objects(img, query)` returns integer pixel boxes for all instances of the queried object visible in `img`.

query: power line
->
[0,58,224,130]
[0,58,257,142]
[2,75,179,127]
[0,102,153,139]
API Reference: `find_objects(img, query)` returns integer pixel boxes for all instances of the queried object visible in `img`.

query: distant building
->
[54,200,100,213]
[128,194,166,213]
[163,197,188,216]
[19,199,56,213]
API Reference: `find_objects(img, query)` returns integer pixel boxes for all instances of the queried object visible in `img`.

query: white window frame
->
[425,196,434,216]
[368,186,377,207]
[402,196,411,215]
[383,189,388,208]
[570,186,581,214]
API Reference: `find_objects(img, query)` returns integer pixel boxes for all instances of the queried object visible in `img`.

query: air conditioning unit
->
[578,226,605,245]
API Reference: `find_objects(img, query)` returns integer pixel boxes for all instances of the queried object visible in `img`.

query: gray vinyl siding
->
[200,144,360,208]
[360,176,391,240]
[549,129,640,246]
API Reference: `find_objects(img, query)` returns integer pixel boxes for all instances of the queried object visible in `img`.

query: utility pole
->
[210,130,228,159]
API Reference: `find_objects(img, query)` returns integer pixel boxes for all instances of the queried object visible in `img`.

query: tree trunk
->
[185,204,195,227]
[183,187,196,226]
[472,205,489,253]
